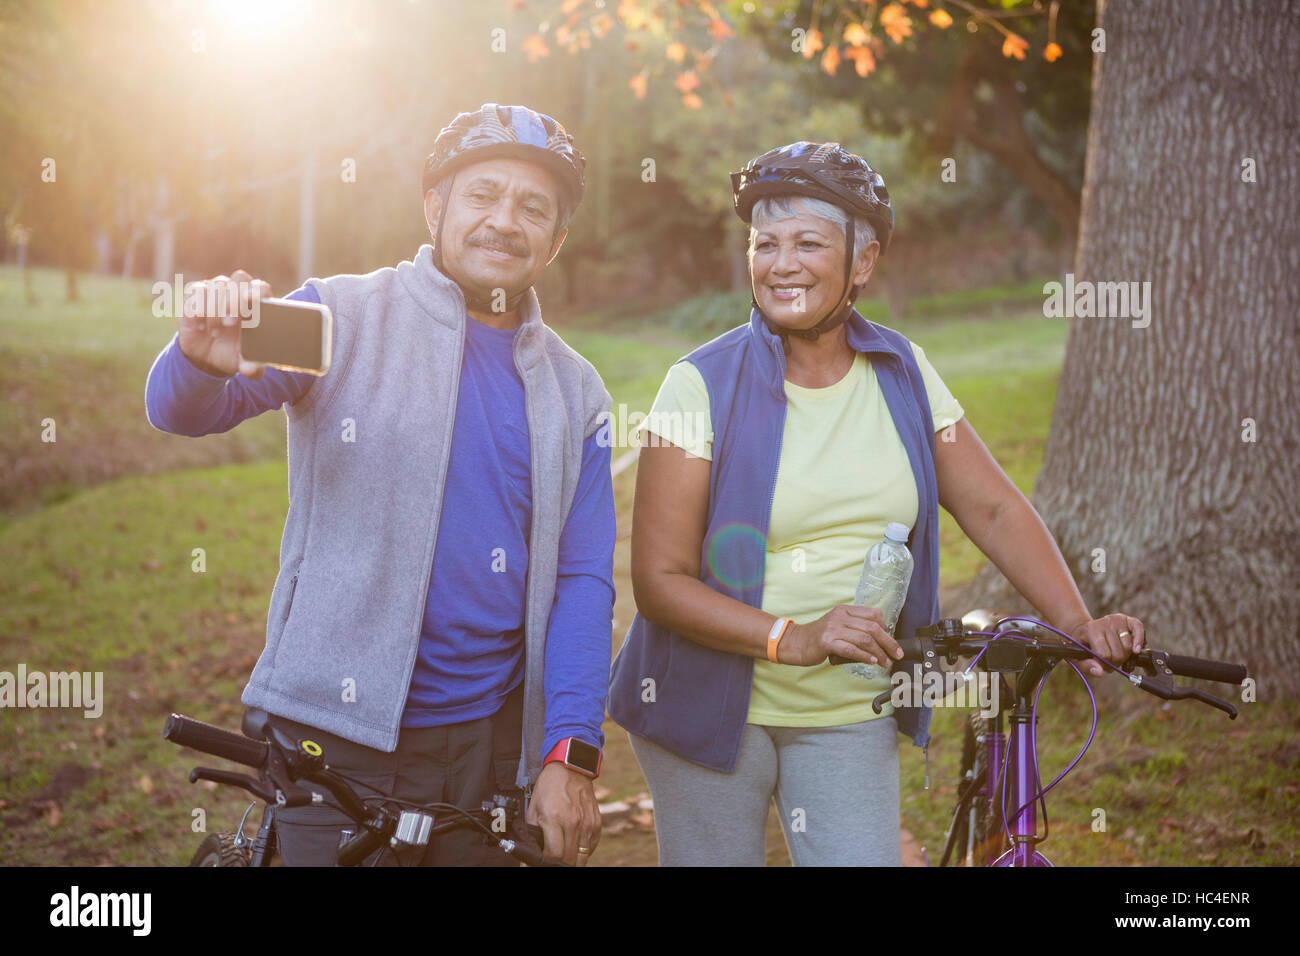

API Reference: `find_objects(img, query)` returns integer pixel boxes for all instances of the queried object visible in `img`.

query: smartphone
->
[240,297,333,376]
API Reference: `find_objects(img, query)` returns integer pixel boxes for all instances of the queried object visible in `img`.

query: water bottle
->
[828,522,914,680]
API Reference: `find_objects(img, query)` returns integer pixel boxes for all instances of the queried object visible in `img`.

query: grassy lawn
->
[2,265,1291,867]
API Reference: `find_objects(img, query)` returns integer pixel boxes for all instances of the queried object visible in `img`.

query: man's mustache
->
[469,232,527,258]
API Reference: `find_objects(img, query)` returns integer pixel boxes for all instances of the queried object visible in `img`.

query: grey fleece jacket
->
[240,243,612,788]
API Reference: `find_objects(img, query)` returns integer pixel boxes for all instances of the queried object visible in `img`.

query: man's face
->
[425,157,567,304]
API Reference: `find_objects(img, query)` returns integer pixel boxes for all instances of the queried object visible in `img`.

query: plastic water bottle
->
[829,522,914,680]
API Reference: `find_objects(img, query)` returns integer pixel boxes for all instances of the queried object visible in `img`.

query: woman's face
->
[749,210,849,329]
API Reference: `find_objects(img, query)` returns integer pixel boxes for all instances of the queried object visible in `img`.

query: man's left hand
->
[526,761,602,866]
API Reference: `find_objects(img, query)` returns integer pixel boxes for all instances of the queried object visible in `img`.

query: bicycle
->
[163,708,567,867]
[869,609,1247,867]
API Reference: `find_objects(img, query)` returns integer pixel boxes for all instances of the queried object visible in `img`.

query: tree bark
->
[963,0,1300,691]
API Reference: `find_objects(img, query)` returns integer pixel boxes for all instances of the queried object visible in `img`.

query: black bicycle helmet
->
[422,104,586,308]
[731,142,893,349]
[422,103,585,210]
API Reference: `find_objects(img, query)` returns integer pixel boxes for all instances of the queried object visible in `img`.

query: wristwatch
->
[543,738,603,778]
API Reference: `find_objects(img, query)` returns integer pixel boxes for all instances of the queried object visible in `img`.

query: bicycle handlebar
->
[163,712,270,769]
[892,618,1246,683]
[163,712,569,866]
[1158,652,1246,685]
[873,616,1246,718]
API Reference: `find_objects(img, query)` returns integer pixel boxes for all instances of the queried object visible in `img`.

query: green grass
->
[0,266,185,363]
[900,681,1297,866]
[3,269,1290,867]
[0,266,289,518]
[0,463,288,865]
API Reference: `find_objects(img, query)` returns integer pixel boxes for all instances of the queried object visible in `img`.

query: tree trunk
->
[963,0,1300,690]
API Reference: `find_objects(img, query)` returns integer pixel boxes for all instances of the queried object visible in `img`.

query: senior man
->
[145,104,613,866]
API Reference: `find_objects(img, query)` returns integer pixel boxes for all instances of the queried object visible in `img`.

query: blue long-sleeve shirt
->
[145,285,613,760]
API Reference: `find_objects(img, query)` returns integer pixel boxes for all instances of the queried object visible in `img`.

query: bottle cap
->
[885,522,911,543]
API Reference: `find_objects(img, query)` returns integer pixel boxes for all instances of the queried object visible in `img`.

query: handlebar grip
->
[163,713,269,769]
[337,827,389,867]
[504,841,549,866]
[895,637,923,661]
[1160,653,1246,685]
[829,638,924,667]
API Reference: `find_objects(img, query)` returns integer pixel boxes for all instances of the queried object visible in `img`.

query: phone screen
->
[240,298,332,375]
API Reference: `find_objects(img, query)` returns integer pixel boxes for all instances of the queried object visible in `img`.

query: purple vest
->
[607,309,939,772]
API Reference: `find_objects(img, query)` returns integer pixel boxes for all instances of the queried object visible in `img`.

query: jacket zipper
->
[401,283,467,750]
[283,573,298,622]
[513,326,541,790]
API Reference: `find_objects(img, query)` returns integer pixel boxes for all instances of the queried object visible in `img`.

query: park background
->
[1,0,1295,865]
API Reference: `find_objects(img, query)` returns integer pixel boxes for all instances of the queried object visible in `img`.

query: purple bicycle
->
[871,609,1247,867]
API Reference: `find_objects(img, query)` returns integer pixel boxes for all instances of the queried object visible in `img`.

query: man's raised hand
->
[176,268,270,380]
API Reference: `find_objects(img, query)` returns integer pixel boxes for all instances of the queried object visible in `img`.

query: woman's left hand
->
[1067,613,1146,677]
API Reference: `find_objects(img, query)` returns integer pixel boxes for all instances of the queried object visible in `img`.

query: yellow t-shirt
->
[639,341,964,727]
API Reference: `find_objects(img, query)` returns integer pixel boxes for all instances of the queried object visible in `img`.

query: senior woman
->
[607,142,1147,867]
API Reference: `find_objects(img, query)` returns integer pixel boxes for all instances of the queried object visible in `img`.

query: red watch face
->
[565,739,601,776]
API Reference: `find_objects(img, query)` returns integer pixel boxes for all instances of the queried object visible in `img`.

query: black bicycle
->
[163,708,566,867]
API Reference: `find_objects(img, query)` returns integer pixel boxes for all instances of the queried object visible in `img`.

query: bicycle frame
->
[963,660,1054,866]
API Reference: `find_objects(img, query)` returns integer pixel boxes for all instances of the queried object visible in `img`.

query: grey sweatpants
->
[629,717,901,866]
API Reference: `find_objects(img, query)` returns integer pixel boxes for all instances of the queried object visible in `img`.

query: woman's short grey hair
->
[748,195,876,260]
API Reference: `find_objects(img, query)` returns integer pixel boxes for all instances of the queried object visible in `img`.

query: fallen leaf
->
[137,774,155,794]
[45,803,63,827]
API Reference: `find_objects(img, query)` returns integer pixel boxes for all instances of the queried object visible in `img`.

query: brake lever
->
[1180,687,1238,719]
[189,767,276,804]
[1119,662,1239,719]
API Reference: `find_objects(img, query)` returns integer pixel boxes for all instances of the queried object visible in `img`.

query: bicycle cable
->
[990,617,1109,848]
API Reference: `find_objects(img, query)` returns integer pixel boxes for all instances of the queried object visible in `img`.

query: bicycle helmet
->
[731,142,893,349]
[422,104,586,303]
